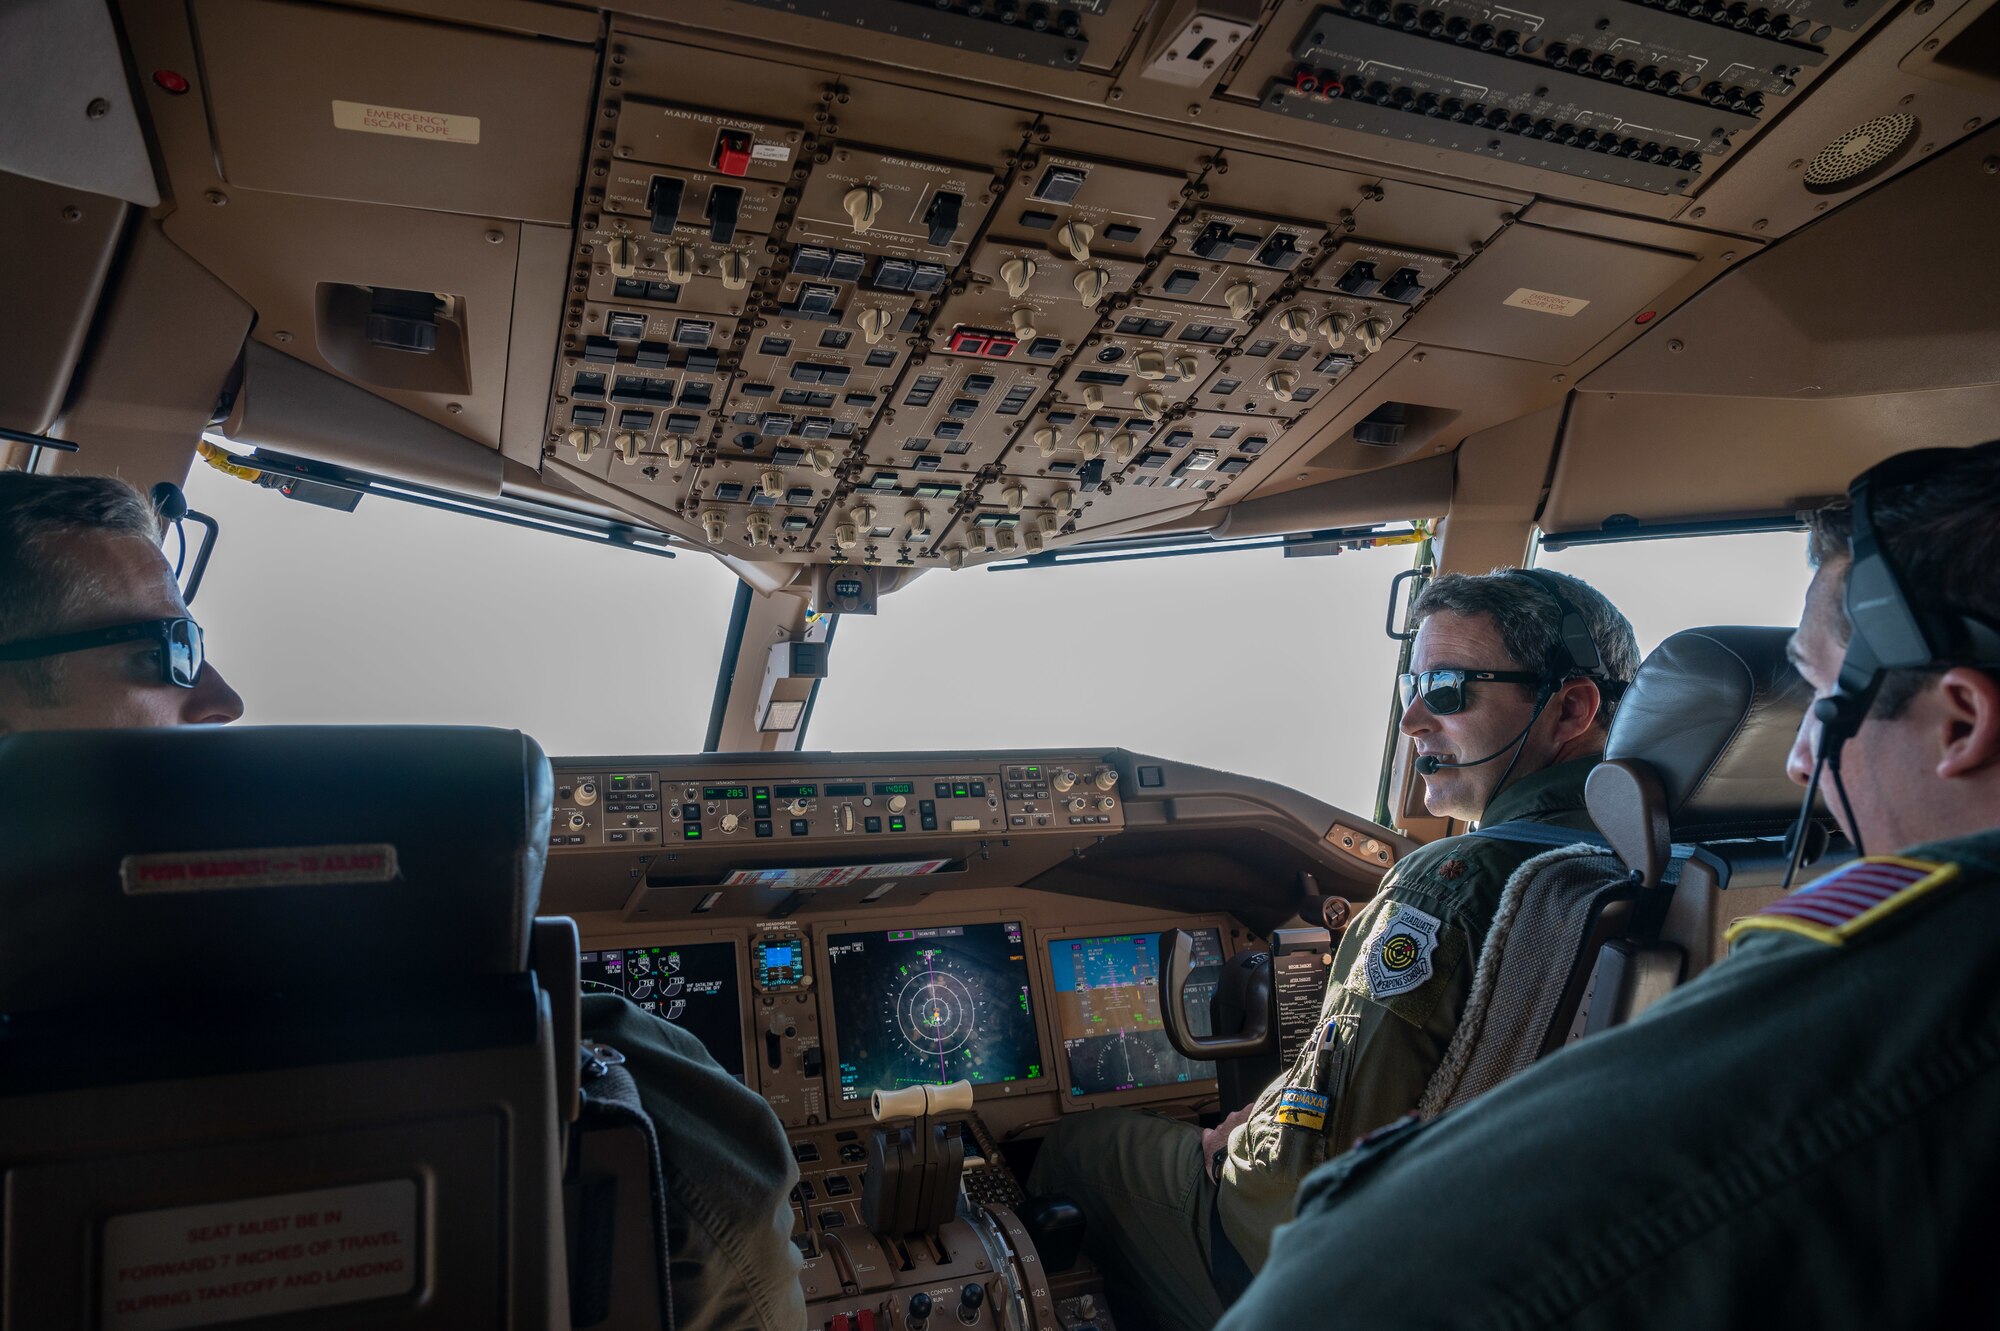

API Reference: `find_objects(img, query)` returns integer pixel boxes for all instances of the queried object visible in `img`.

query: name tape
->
[120,845,398,895]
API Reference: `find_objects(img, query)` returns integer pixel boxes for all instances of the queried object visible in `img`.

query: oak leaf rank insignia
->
[1364,901,1443,999]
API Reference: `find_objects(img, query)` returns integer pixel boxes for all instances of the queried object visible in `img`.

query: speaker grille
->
[1805,114,1918,191]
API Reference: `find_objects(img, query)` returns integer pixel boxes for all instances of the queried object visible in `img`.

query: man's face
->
[1400,609,1551,821]
[1785,558,1927,851]
[0,531,244,732]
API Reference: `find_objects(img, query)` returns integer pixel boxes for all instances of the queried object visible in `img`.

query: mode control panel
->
[665,774,1007,841]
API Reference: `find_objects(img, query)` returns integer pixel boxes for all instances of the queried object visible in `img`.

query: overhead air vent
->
[1804,113,1917,193]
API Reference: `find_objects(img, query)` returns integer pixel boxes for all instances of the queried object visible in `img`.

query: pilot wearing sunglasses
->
[1028,566,1639,1331]
[0,473,243,731]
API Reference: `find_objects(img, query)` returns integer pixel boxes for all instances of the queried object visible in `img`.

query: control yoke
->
[1159,929,1273,1060]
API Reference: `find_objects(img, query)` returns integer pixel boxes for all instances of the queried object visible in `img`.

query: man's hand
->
[1202,1106,1253,1181]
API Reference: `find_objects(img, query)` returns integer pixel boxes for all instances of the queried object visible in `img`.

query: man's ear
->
[1934,668,2000,779]
[1550,677,1603,749]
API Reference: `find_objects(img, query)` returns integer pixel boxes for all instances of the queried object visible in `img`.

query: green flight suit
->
[1027,758,1602,1331]
[582,995,807,1331]
[1220,829,2000,1331]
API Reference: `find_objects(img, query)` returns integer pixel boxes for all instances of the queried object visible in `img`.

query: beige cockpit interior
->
[3,0,1997,1326]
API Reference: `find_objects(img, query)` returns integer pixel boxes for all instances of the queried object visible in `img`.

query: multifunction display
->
[580,941,746,1080]
[825,922,1043,1102]
[1047,929,1223,1097]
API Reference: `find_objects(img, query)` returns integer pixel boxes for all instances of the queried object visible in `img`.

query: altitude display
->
[580,941,746,1081]
[1047,930,1223,1097]
[825,922,1043,1102]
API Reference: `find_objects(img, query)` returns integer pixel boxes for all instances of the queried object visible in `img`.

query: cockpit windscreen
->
[581,942,746,1080]
[825,922,1043,1102]
[1048,930,1223,1098]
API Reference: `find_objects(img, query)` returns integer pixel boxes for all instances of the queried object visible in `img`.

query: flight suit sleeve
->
[1219,855,1489,1259]
[581,995,807,1331]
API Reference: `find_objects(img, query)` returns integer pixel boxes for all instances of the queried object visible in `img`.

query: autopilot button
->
[756,820,773,837]
[791,819,810,836]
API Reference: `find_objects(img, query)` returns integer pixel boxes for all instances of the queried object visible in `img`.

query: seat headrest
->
[0,726,552,1014]
[1604,627,1816,840]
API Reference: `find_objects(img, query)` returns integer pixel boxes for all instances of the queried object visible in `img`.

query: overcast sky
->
[181,462,1813,818]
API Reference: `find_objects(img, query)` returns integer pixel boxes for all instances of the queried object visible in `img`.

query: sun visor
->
[1211,451,1452,539]
[223,341,505,496]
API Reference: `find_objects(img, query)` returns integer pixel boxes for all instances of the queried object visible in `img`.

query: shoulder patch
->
[1725,856,1960,948]
[1364,902,1443,998]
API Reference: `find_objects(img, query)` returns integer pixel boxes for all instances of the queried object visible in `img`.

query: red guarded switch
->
[982,336,1018,358]
[947,330,992,356]
[714,131,754,177]
[828,1315,851,1331]
[856,1311,877,1331]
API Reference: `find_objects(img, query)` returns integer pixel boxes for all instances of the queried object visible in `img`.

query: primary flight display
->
[825,922,1043,1102]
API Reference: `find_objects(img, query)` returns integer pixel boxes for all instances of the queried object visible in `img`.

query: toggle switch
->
[843,185,884,234]
[647,176,685,235]
[999,256,1037,298]
[924,191,964,247]
[713,130,753,176]
[707,184,743,244]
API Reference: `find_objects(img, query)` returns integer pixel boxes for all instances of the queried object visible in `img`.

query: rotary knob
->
[946,545,967,571]
[1277,306,1316,344]
[889,794,908,813]
[604,234,638,277]
[857,307,892,345]
[1358,316,1391,353]
[994,527,1018,553]
[663,435,689,468]
[612,431,643,465]
[744,512,773,547]
[760,469,784,499]
[905,505,930,538]
[1023,527,1045,553]
[808,447,838,476]
[1098,796,1117,811]
[1081,383,1106,410]
[1092,766,1118,791]
[1072,265,1111,308]
[720,813,741,833]
[1172,352,1200,380]
[1076,429,1104,460]
[566,812,588,831]
[1224,281,1258,321]
[1112,430,1138,464]
[1134,349,1168,380]
[1069,796,1089,812]
[718,248,751,291]
[786,799,810,817]
[576,781,599,805]
[999,256,1037,298]
[1056,219,1094,263]
[842,185,883,233]
[1319,313,1352,348]
[662,241,695,284]
[833,523,860,550]
[1135,389,1168,420]
[1050,486,1076,513]
[1052,768,1078,793]
[1034,426,1060,457]
[1011,306,1038,341]
[1001,484,1026,514]
[566,427,602,461]
[700,510,727,543]
[1264,370,1299,401]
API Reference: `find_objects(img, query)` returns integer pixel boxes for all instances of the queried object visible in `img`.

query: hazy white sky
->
[181,463,1813,819]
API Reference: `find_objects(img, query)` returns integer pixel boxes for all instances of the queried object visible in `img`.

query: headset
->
[1783,442,2000,884]
[1414,568,1624,799]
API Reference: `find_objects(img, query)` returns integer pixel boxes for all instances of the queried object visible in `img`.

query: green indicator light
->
[682,824,702,840]
[890,817,906,832]
[953,784,969,797]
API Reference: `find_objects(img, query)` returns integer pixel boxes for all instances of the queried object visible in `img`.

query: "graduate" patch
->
[1364,902,1443,998]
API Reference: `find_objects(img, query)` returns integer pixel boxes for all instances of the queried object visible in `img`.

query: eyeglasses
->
[1397,668,1543,716]
[0,616,207,688]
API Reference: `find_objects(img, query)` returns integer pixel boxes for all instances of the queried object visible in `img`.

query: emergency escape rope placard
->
[101,1179,418,1330]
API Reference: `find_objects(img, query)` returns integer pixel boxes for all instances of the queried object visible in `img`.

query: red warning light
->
[153,69,191,95]
[1634,310,1657,325]
[948,330,992,356]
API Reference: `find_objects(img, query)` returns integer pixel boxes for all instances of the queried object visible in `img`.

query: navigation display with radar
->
[1048,929,1224,1098]
[580,941,746,1080]
[825,922,1044,1103]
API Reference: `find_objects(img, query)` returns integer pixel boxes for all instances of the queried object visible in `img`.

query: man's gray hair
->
[1412,567,1640,728]
[0,471,164,704]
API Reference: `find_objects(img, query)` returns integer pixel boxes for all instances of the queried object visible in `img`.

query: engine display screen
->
[580,941,746,1081]
[825,922,1044,1102]
[1047,929,1223,1098]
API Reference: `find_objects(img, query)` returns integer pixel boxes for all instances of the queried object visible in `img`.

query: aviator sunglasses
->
[1396,667,1544,715]
[0,616,208,688]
